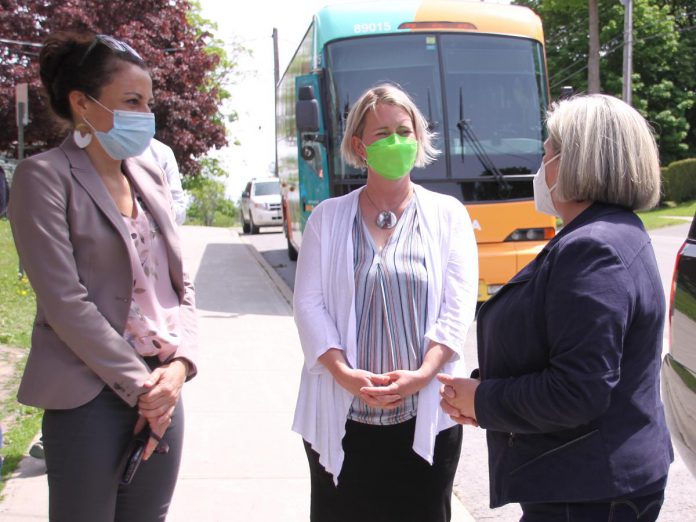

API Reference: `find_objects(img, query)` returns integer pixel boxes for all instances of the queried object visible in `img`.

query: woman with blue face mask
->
[292,83,479,521]
[438,95,672,521]
[8,31,198,521]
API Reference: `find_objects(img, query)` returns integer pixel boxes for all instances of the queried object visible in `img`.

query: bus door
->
[294,76,330,250]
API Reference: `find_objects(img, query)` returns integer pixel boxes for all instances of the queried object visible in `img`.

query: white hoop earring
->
[73,124,92,149]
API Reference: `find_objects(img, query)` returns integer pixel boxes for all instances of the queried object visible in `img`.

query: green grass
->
[637,200,696,230]
[0,219,35,348]
[1,404,42,492]
[184,210,238,227]
[0,218,41,493]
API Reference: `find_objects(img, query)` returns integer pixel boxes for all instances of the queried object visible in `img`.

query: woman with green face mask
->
[292,83,479,522]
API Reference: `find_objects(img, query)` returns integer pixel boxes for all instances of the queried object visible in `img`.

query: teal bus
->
[276,0,555,301]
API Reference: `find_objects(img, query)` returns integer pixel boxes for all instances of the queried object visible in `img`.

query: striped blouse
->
[348,199,428,425]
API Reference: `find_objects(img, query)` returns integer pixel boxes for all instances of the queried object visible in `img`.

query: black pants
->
[304,418,463,522]
[42,386,184,522]
[520,489,665,522]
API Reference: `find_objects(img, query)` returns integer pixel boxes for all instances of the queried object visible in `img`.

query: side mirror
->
[296,85,319,134]
[242,191,249,198]
[559,86,574,100]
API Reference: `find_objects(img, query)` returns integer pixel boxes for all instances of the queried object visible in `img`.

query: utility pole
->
[272,28,279,177]
[17,102,25,162]
[16,83,28,162]
[621,0,634,105]
[587,0,601,93]
[15,83,28,279]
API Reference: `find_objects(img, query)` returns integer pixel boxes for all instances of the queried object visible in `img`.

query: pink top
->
[122,194,181,361]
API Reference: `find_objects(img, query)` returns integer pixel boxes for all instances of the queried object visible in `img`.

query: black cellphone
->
[120,425,150,486]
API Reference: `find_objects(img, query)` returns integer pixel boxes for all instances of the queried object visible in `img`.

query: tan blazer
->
[8,135,198,409]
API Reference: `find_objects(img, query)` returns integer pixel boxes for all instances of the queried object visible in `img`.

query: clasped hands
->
[437,374,480,427]
[134,359,188,460]
[336,367,431,410]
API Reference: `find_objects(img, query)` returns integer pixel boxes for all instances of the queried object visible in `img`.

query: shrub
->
[662,158,696,203]
[183,157,239,227]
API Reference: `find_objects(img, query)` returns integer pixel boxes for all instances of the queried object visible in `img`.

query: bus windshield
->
[325,33,548,201]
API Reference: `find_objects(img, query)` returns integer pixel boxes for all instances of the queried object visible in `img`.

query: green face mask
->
[365,133,418,180]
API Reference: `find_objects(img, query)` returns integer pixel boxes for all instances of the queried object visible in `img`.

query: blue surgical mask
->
[84,96,155,159]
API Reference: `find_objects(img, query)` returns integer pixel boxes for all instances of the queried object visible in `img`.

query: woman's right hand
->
[133,414,171,460]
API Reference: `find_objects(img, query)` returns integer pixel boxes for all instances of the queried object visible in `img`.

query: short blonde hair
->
[546,94,660,211]
[340,83,439,169]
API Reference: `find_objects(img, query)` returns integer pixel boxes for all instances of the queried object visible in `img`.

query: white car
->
[661,212,696,478]
[240,178,282,234]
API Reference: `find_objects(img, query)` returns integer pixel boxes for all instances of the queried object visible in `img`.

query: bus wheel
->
[287,236,298,261]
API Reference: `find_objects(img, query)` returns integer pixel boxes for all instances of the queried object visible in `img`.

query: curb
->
[237,229,294,307]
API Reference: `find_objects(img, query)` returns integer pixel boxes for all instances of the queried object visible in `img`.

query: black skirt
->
[304,417,463,522]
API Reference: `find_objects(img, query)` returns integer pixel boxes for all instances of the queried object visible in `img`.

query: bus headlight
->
[488,284,503,295]
[504,227,555,242]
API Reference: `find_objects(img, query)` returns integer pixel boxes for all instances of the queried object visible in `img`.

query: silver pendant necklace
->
[363,186,412,230]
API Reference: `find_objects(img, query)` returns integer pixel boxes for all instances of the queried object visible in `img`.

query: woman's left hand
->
[360,369,429,404]
[137,359,188,425]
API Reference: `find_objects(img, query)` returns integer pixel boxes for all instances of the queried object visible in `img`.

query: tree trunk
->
[588,0,601,93]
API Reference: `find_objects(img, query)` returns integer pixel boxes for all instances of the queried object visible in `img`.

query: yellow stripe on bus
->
[413,1,544,43]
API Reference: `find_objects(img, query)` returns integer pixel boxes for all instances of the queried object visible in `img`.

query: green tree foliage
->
[0,0,247,176]
[183,157,237,227]
[663,0,696,154]
[662,158,696,203]
[515,0,695,164]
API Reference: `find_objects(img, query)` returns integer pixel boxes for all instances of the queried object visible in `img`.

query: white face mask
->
[533,154,560,217]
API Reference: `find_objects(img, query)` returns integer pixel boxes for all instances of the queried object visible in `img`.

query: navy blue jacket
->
[475,203,673,507]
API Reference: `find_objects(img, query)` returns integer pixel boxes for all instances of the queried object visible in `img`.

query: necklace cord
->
[363,185,412,213]
[362,186,412,230]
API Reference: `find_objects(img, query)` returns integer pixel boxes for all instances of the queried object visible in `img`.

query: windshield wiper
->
[457,87,512,196]
[426,88,437,132]
[340,96,351,136]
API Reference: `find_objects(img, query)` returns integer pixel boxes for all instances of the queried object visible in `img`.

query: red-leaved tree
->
[0,0,232,176]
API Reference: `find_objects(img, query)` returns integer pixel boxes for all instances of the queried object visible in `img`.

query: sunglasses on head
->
[79,34,142,67]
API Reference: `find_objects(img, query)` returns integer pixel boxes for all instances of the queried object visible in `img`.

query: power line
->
[0,38,42,48]
[550,7,696,85]
[539,4,628,83]
[550,22,696,90]
[544,2,617,44]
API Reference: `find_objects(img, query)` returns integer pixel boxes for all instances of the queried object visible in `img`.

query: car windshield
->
[253,181,280,196]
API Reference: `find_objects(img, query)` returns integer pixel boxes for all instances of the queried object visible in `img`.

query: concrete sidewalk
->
[0,226,474,521]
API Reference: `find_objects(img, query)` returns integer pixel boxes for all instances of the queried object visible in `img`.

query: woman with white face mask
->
[8,31,198,521]
[438,94,672,521]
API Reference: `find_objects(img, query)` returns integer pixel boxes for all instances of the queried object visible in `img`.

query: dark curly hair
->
[39,31,147,122]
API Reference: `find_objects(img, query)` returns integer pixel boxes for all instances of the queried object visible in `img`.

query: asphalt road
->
[243,221,696,521]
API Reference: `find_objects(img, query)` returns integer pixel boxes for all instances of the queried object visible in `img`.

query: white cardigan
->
[292,184,478,482]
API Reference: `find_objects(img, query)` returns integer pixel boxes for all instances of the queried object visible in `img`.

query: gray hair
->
[340,83,439,169]
[546,94,661,211]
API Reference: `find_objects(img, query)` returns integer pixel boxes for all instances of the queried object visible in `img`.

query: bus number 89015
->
[353,21,393,34]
